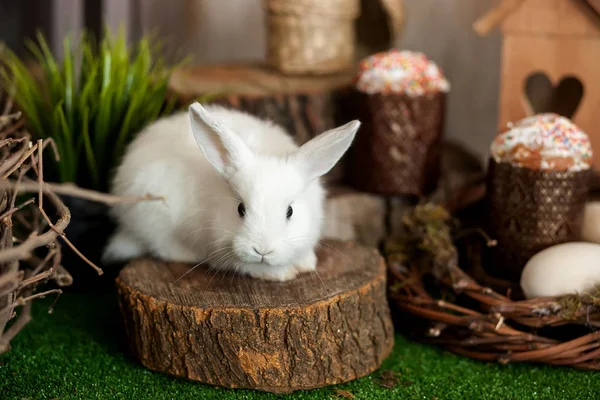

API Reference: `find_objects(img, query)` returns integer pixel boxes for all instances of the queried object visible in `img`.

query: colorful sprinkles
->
[490,113,593,172]
[355,49,450,96]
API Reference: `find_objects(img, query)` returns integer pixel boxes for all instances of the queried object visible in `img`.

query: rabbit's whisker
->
[317,240,358,268]
[310,269,329,297]
[189,227,237,235]
[207,251,240,286]
[172,246,233,283]
[284,236,358,267]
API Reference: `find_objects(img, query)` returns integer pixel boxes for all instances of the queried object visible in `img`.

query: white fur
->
[102,103,360,281]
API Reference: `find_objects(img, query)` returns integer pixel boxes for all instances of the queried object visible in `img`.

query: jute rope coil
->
[265,0,361,75]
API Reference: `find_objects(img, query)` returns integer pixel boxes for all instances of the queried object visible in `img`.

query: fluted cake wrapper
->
[483,158,591,282]
[346,91,445,196]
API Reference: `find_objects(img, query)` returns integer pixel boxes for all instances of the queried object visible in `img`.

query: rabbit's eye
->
[286,205,293,219]
[238,202,246,218]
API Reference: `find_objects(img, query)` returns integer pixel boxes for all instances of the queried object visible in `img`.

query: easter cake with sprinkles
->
[347,49,449,196]
[484,113,593,282]
[490,113,593,172]
[355,49,450,96]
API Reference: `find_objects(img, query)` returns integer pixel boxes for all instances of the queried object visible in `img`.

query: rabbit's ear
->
[189,102,252,175]
[293,120,360,181]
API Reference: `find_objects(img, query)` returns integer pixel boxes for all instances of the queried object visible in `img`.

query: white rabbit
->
[102,102,360,281]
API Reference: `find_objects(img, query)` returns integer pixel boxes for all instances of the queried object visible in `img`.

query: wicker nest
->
[386,190,600,370]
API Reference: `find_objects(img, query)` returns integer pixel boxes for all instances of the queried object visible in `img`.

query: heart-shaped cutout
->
[523,72,584,118]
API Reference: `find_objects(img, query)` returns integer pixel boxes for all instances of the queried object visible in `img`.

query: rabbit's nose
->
[253,247,273,256]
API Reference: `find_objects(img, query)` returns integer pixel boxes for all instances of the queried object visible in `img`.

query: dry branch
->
[0,93,155,354]
[0,180,163,205]
[472,0,527,36]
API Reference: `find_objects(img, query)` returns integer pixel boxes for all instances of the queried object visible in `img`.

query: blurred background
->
[0,0,503,161]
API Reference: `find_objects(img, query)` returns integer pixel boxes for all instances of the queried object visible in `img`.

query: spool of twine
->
[346,91,446,196]
[265,0,361,75]
[483,159,591,282]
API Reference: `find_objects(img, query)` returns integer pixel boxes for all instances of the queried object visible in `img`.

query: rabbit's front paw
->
[294,250,318,273]
[247,265,299,282]
[155,240,199,263]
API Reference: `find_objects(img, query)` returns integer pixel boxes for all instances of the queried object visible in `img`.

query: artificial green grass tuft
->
[1,291,599,400]
[0,27,180,191]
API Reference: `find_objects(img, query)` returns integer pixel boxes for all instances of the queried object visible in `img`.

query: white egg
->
[581,201,600,244]
[520,242,600,299]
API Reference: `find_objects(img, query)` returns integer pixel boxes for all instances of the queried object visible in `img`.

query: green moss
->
[1,291,599,400]
[558,284,600,320]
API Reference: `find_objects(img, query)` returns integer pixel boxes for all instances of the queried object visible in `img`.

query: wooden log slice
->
[168,64,356,184]
[115,240,394,393]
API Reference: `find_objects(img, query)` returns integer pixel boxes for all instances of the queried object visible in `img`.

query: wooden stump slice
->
[116,240,394,393]
[168,64,356,184]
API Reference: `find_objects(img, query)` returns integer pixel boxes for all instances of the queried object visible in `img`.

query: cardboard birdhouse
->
[474,0,600,166]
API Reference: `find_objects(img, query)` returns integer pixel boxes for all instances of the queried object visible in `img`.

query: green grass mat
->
[1,290,599,400]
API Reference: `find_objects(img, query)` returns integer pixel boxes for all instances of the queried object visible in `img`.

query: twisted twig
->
[0,93,156,354]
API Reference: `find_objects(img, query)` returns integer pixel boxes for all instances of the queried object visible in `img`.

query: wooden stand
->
[168,64,356,183]
[115,240,394,393]
[324,186,387,247]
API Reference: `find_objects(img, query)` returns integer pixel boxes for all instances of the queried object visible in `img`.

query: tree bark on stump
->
[168,64,355,184]
[115,240,394,393]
